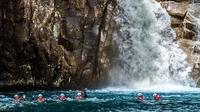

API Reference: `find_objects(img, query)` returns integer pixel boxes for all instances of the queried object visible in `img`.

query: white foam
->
[133,85,200,93]
[109,0,195,89]
[97,86,200,93]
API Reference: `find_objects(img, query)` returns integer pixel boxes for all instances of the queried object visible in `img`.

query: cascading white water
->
[109,0,196,89]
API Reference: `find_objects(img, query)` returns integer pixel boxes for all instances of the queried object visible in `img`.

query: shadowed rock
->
[0,0,116,90]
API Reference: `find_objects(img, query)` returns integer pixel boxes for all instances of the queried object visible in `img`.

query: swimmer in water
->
[14,94,22,103]
[75,91,84,100]
[59,93,67,101]
[82,89,87,98]
[136,93,144,102]
[36,94,46,102]
[153,93,161,101]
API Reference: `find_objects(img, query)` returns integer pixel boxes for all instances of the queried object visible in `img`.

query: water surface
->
[1,88,200,112]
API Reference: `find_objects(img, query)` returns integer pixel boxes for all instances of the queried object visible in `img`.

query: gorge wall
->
[0,0,116,90]
[156,0,200,86]
[1,0,200,90]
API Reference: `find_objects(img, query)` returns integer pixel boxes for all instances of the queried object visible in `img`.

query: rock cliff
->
[156,0,200,86]
[0,0,116,90]
[1,0,200,90]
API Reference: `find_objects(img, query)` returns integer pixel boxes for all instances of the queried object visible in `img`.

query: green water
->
[1,88,200,112]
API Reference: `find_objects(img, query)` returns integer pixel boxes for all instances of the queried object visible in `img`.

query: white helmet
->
[153,93,157,97]
[77,92,82,96]
[38,94,43,97]
[137,93,143,97]
[60,93,65,96]
[14,94,19,98]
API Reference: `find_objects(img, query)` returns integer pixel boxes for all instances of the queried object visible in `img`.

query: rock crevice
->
[0,0,116,90]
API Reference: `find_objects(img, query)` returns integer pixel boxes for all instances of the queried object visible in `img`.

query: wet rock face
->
[156,0,200,86]
[156,0,189,39]
[0,0,116,90]
[156,0,200,40]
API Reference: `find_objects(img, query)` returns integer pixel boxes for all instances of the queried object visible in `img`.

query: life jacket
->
[137,95,144,101]
[76,95,84,100]
[14,97,21,103]
[36,97,46,102]
[154,95,161,101]
[14,95,23,103]
[59,96,67,101]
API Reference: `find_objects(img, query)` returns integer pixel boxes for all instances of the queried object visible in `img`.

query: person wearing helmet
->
[75,91,84,100]
[36,94,46,102]
[136,93,144,102]
[59,93,67,101]
[82,89,87,98]
[153,93,161,101]
[14,94,22,103]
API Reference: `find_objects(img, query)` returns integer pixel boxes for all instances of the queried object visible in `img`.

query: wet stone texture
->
[0,0,116,90]
[156,0,200,86]
[2,0,200,90]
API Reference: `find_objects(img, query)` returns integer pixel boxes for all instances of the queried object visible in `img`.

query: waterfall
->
[109,0,196,89]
